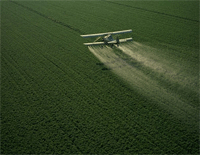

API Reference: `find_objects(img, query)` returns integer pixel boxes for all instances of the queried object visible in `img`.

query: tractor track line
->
[106,1,199,23]
[9,0,84,34]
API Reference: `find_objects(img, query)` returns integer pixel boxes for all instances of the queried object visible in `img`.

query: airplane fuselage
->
[102,34,119,48]
[103,34,114,43]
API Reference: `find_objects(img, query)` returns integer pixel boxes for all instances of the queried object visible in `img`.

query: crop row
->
[2,1,199,154]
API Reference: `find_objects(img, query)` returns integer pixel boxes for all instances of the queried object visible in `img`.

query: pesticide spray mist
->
[88,42,198,125]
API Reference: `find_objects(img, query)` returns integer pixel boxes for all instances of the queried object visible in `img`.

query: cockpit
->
[104,34,114,42]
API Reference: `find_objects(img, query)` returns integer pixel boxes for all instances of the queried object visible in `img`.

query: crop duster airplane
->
[80,29,132,48]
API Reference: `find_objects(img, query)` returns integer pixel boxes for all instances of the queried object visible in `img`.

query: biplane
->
[80,29,132,48]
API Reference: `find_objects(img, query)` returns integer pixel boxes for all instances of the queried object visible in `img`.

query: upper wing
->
[80,29,132,38]
[81,33,109,38]
[110,29,132,35]
[83,42,105,46]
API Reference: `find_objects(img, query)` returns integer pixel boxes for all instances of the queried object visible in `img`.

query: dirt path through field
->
[88,43,198,125]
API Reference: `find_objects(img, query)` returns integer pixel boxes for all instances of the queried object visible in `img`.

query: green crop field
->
[1,0,199,154]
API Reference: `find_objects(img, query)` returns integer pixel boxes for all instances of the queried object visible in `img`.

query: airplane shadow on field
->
[93,45,143,71]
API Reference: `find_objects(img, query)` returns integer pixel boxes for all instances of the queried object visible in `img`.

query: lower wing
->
[107,37,133,44]
[83,38,132,46]
[119,37,133,43]
[83,42,105,46]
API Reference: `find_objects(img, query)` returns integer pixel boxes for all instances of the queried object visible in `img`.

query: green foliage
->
[1,0,199,154]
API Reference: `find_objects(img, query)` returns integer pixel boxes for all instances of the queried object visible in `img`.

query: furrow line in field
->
[2,25,86,151]
[2,55,33,98]
[44,46,199,151]
[40,47,193,152]
[3,3,90,64]
[2,1,199,153]
[3,1,198,152]
[36,51,177,152]
[2,50,51,105]
[2,10,92,99]
[1,59,34,148]
[3,7,57,44]
[2,53,83,153]
[2,32,155,151]
[9,0,83,34]
[106,1,199,23]
[1,57,30,106]
[8,43,117,152]
[2,29,193,155]
[2,46,89,153]
[2,5,92,82]
[3,13,196,155]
